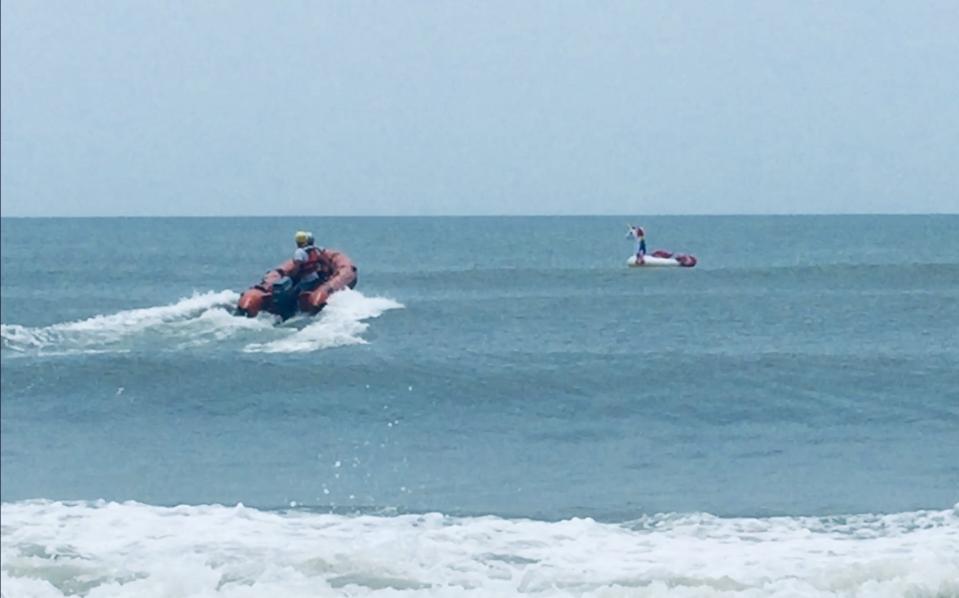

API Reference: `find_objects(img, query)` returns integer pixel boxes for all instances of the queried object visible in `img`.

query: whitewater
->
[0,289,404,356]
[2,501,957,597]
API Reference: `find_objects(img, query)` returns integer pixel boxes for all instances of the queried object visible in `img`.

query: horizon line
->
[2,212,957,219]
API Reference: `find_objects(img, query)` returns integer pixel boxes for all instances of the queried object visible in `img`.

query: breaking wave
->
[1,500,956,597]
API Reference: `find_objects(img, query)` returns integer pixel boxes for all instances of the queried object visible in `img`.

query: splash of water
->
[243,289,404,353]
[1,289,402,355]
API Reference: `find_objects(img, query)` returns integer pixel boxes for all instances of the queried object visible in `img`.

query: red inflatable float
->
[236,249,357,319]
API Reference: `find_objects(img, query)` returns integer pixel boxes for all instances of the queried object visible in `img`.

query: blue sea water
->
[1,215,958,597]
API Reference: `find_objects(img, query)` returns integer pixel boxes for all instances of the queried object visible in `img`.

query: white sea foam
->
[0,289,402,355]
[242,289,404,354]
[0,291,243,354]
[1,501,956,597]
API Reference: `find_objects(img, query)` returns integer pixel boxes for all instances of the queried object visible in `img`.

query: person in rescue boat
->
[626,224,647,262]
[290,230,324,293]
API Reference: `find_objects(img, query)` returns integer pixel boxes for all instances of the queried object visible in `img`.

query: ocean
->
[1,215,957,597]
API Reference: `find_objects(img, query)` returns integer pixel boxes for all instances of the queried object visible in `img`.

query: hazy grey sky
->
[2,1,957,216]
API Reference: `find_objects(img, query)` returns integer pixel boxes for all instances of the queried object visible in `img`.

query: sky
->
[1,1,957,217]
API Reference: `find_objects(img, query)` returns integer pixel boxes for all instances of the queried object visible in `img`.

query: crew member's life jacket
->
[297,246,322,278]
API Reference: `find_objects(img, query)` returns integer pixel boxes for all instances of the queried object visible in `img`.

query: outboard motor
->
[269,276,298,320]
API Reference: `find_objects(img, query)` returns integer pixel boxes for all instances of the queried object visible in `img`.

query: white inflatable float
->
[627,250,697,268]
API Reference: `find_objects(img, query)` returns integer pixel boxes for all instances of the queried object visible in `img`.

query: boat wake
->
[243,289,403,353]
[0,289,402,356]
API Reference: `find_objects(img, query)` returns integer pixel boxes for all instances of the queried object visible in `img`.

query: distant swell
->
[0,289,403,355]
[1,500,957,597]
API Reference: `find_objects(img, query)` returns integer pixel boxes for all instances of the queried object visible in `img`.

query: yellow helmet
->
[294,231,310,247]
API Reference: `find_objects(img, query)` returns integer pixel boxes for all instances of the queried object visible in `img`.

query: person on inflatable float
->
[291,230,323,293]
[626,225,647,263]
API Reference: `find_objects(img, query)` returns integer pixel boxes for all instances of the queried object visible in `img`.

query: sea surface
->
[1,215,958,597]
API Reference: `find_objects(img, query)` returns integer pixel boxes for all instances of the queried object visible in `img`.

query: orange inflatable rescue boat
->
[235,249,357,320]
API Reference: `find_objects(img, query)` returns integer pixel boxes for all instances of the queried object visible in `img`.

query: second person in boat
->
[290,230,326,293]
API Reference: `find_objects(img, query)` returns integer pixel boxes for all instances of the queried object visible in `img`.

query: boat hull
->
[236,249,358,318]
[627,250,697,268]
